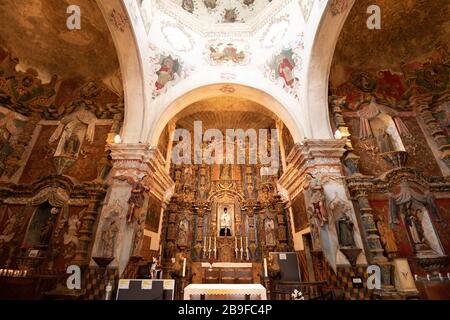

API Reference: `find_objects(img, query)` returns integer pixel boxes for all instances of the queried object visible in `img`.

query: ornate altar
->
[160,161,293,284]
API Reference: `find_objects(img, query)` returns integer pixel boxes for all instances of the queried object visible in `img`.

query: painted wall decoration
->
[332,44,450,112]
[161,21,195,52]
[206,41,249,65]
[329,0,350,16]
[299,0,314,23]
[171,0,272,24]
[264,35,304,100]
[259,15,290,49]
[150,46,194,99]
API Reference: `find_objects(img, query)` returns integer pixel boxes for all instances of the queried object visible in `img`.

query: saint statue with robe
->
[337,214,356,248]
[219,207,232,236]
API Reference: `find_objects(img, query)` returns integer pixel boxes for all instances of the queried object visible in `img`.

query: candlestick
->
[264,258,268,278]
[182,258,186,277]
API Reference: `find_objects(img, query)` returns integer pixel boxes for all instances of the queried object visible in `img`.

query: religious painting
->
[264,38,303,100]
[222,8,240,23]
[182,0,195,13]
[208,43,247,65]
[273,49,296,88]
[203,0,218,10]
[145,193,162,233]
[217,203,234,237]
[154,55,181,91]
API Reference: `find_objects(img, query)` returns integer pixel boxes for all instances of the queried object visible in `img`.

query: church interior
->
[0,0,449,300]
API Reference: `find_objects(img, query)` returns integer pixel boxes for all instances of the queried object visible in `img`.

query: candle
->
[182,258,187,277]
[235,236,237,249]
[209,237,211,251]
[159,245,162,258]
[264,258,268,278]
[214,237,217,250]
[246,236,248,249]
[240,237,243,249]
[23,270,28,277]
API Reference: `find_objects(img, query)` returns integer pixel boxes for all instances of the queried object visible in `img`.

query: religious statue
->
[264,217,276,247]
[337,213,356,248]
[405,209,428,249]
[219,207,232,236]
[221,163,232,180]
[100,217,119,258]
[132,224,144,257]
[305,174,328,227]
[117,175,150,224]
[377,129,395,153]
[376,217,398,257]
[177,218,189,247]
[63,210,84,248]
[40,215,55,246]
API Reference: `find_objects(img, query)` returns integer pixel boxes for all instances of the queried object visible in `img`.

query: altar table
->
[183,284,267,300]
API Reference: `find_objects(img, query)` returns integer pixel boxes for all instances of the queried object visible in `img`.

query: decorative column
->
[279,139,369,270]
[275,118,287,173]
[165,120,177,173]
[346,177,394,290]
[90,143,174,275]
[413,97,450,169]
[72,189,105,266]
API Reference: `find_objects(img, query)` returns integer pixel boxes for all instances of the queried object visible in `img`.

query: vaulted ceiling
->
[0,0,120,82]
[332,0,450,72]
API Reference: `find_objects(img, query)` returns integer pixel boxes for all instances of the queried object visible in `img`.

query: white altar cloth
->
[183,284,267,300]
[200,262,252,268]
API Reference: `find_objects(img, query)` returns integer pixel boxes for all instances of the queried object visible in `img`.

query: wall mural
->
[205,41,250,65]
[264,34,304,100]
[150,45,195,99]
[174,0,273,23]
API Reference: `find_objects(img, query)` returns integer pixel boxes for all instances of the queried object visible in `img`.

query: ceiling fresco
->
[0,0,120,82]
[171,0,273,24]
[332,0,450,72]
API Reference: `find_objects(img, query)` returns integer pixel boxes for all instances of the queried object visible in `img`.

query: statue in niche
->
[264,217,276,247]
[184,166,193,185]
[177,218,189,247]
[337,213,356,248]
[405,209,428,248]
[40,214,56,246]
[219,207,232,236]
[377,129,395,153]
[376,217,398,257]
[100,217,119,257]
[221,163,232,180]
